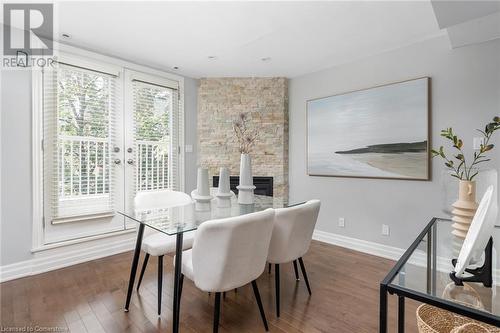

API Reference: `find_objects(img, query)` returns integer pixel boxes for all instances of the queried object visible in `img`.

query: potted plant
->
[432,116,499,238]
[232,112,259,204]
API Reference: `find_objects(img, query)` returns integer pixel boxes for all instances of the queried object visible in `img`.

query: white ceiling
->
[430,0,500,48]
[54,1,442,78]
[431,0,500,29]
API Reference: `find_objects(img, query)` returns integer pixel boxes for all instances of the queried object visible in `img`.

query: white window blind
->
[43,63,119,222]
[132,79,181,193]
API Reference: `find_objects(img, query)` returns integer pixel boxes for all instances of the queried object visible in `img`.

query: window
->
[35,51,184,245]
[44,63,118,221]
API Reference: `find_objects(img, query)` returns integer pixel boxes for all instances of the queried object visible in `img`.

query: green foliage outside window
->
[55,69,172,196]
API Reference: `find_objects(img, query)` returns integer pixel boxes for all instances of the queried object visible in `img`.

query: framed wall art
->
[307,77,430,180]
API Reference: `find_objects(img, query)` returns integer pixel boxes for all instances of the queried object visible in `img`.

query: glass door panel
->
[123,70,178,229]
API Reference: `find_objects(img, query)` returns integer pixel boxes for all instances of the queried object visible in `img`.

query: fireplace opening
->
[213,176,273,197]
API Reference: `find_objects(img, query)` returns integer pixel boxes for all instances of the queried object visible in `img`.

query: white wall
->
[184,77,199,193]
[289,35,500,249]
[0,70,34,265]
[0,69,198,267]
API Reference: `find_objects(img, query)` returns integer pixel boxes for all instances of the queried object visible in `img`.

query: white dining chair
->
[267,200,321,317]
[176,209,275,333]
[134,189,195,315]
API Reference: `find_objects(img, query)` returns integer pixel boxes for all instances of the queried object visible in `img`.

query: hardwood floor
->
[0,241,420,332]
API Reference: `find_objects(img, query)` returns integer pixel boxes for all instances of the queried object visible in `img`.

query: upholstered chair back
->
[191,209,275,292]
[267,200,321,264]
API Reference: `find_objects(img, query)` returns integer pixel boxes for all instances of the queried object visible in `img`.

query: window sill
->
[51,211,115,225]
[31,228,136,253]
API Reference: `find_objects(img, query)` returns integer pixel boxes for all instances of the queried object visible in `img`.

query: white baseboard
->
[0,233,136,283]
[313,229,406,261]
[313,229,500,281]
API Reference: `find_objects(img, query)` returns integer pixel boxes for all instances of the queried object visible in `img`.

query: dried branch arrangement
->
[232,112,260,154]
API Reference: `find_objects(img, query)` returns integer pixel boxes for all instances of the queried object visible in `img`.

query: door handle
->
[114,159,121,165]
[127,159,134,165]
[127,147,133,153]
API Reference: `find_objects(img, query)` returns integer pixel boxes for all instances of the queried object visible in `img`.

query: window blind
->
[132,79,180,194]
[43,63,119,222]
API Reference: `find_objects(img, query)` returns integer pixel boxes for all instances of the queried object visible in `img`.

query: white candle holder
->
[192,167,213,211]
[216,167,232,207]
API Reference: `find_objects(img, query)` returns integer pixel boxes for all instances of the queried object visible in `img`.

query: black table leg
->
[125,223,145,312]
[379,284,387,333]
[172,232,184,333]
[398,295,405,333]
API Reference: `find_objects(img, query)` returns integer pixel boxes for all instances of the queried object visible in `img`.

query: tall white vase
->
[237,154,256,204]
[218,167,231,194]
[192,167,212,211]
[216,167,232,208]
[196,168,210,196]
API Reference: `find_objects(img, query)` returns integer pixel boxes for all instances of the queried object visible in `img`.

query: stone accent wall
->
[197,78,289,201]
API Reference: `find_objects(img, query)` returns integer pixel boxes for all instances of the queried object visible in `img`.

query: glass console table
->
[118,195,289,333]
[380,218,500,332]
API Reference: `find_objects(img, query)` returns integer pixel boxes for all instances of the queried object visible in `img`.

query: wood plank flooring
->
[0,241,420,332]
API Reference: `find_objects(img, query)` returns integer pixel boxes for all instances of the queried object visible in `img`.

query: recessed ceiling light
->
[173,66,179,70]
[261,57,272,62]
[62,33,71,39]
[208,56,217,60]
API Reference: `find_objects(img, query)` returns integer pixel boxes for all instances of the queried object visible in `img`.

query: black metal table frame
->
[123,222,185,333]
[379,217,500,332]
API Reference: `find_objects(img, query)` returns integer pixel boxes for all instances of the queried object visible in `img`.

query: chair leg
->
[178,274,184,310]
[275,264,280,317]
[213,292,221,333]
[157,255,163,315]
[293,260,300,281]
[136,253,150,291]
[268,263,272,274]
[251,280,269,331]
[298,257,311,295]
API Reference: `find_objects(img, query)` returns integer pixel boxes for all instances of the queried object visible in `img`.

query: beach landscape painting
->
[307,77,430,180]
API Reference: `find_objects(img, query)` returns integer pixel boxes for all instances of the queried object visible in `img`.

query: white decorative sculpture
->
[191,167,213,211]
[237,154,256,204]
[216,167,232,208]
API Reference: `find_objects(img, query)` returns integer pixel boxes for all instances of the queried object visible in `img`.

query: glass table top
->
[118,194,289,236]
[388,218,500,319]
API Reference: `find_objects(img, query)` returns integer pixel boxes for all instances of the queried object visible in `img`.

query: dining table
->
[118,194,289,333]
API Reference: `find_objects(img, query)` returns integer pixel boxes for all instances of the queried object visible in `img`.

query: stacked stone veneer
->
[197,78,289,201]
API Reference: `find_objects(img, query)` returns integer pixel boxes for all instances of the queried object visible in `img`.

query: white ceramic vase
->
[216,167,232,208]
[192,167,212,211]
[197,168,210,196]
[236,154,256,204]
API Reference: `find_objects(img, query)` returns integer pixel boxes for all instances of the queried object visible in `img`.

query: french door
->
[123,70,182,229]
[42,55,182,244]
